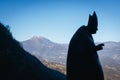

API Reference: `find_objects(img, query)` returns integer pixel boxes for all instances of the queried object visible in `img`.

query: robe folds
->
[67,26,104,80]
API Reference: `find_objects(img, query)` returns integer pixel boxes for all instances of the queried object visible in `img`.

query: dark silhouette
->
[67,11,104,80]
[0,23,66,80]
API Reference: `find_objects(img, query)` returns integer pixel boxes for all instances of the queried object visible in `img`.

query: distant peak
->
[32,36,44,39]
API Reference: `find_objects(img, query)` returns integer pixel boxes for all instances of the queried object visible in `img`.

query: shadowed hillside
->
[0,23,66,80]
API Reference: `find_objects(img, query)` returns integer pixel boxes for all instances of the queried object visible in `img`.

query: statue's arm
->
[95,43,104,51]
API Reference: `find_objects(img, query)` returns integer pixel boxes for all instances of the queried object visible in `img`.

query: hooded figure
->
[67,11,104,80]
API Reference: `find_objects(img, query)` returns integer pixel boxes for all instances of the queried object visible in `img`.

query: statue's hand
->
[96,43,104,51]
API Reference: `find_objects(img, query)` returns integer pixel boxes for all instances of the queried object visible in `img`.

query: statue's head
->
[87,11,98,34]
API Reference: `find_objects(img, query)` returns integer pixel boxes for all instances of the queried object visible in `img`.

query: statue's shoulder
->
[75,25,86,34]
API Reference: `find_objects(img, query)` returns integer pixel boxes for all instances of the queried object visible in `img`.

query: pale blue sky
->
[0,0,120,43]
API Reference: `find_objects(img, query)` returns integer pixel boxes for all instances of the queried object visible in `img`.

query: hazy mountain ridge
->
[98,41,120,80]
[21,36,120,80]
[22,36,68,64]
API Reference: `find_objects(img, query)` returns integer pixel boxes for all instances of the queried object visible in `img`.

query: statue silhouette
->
[67,11,104,80]
[0,23,66,80]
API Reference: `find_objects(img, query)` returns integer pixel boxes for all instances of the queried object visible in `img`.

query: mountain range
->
[22,36,68,64]
[21,36,120,80]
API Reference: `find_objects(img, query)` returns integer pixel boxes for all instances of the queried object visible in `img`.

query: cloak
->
[67,26,104,80]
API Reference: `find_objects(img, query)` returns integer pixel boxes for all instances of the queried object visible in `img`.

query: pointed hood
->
[87,11,98,27]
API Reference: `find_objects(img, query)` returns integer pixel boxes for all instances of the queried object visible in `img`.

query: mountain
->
[97,42,120,80]
[22,36,68,64]
[21,36,120,80]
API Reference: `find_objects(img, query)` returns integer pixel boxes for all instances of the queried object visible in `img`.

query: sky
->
[0,0,120,43]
